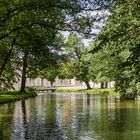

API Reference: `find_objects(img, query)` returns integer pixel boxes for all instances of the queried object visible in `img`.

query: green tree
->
[16,28,64,93]
[89,45,112,89]
[58,61,74,80]
[0,35,18,92]
[65,34,93,89]
[91,0,140,99]
[40,66,59,87]
[0,0,114,92]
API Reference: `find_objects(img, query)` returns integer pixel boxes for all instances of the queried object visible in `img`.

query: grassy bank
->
[0,88,37,104]
[56,88,119,96]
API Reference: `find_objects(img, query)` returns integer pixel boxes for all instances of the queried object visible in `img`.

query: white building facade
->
[14,77,114,90]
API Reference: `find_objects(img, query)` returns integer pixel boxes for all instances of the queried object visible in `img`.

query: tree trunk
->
[20,51,28,93]
[41,78,44,87]
[105,82,108,88]
[84,81,92,89]
[101,82,104,89]
[50,82,53,87]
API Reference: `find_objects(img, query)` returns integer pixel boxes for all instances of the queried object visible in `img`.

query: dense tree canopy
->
[91,0,140,99]
[0,0,114,92]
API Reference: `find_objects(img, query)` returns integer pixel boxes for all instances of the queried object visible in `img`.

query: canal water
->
[0,93,140,140]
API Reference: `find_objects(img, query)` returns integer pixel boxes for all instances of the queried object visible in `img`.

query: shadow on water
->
[1,93,140,140]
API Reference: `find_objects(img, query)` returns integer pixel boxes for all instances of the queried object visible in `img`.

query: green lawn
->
[56,88,119,96]
[0,89,37,104]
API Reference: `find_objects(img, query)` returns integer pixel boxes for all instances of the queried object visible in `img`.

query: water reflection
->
[0,103,14,140]
[0,93,140,140]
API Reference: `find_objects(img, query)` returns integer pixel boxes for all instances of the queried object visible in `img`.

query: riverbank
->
[0,88,37,104]
[56,88,119,96]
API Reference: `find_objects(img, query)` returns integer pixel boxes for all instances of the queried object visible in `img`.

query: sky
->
[62,9,110,46]
[62,23,103,47]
